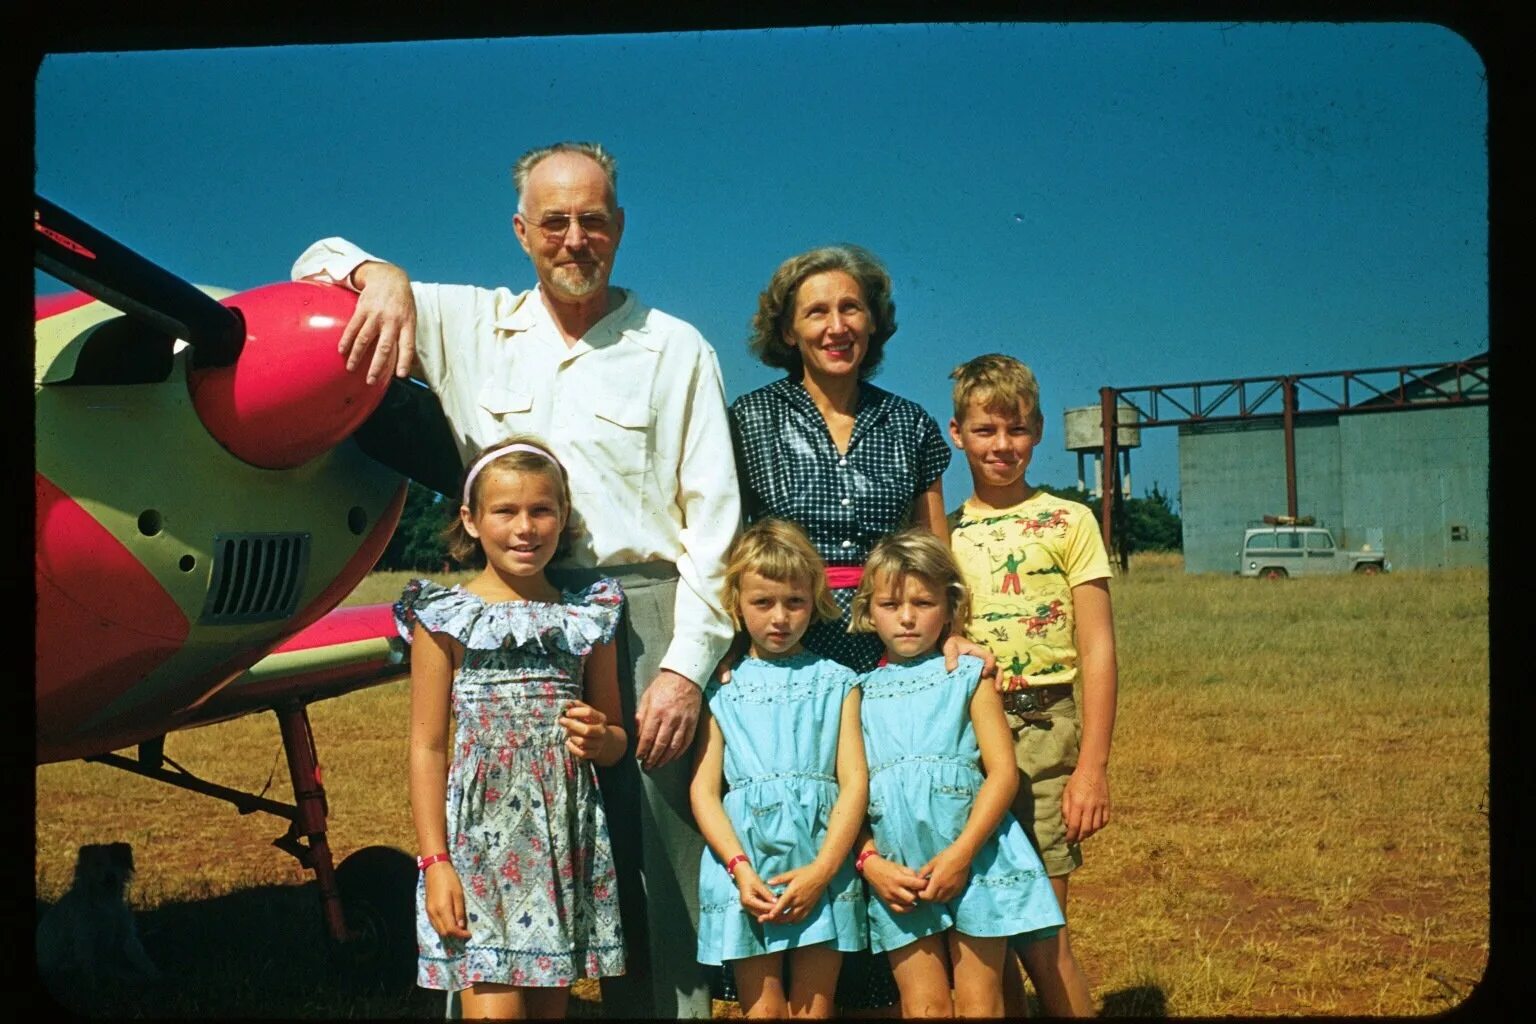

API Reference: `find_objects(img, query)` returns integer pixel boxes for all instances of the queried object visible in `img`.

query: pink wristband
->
[855,849,879,874]
[726,854,749,877]
[417,852,451,871]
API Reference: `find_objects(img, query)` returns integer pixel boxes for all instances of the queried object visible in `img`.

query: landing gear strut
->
[85,698,415,989]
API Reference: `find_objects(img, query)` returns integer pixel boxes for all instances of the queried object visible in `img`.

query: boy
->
[945,354,1119,1017]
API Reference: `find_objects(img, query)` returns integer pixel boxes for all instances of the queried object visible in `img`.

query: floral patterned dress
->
[394,578,627,991]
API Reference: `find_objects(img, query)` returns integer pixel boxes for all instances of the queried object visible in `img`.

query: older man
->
[293,141,737,1019]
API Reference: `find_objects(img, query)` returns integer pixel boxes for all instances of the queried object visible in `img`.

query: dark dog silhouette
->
[37,842,161,991]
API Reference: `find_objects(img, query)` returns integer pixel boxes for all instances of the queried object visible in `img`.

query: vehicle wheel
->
[1355,563,1383,576]
[332,845,417,994]
[1259,567,1288,580]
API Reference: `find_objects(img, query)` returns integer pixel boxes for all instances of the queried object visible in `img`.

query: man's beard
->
[550,263,604,299]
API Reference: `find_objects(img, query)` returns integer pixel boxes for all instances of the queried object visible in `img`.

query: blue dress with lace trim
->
[696,651,869,964]
[860,652,1063,953]
[394,577,627,991]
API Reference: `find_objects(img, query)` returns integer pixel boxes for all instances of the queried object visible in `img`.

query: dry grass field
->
[34,555,1491,1018]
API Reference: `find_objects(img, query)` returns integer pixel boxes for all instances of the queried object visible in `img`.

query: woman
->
[730,244,951,674]
[725,244,987,1013]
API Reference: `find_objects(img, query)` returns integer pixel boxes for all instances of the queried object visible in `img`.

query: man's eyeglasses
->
[529,212,614,240]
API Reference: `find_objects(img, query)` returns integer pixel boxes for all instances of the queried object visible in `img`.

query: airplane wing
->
[173,603,409,730]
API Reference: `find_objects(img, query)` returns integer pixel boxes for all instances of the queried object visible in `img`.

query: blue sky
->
[33,21,1488,511]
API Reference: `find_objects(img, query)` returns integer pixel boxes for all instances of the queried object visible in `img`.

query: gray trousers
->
[551,562,711,1020]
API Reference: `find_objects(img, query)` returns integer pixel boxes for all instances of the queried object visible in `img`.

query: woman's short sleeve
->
[914,409,953,494]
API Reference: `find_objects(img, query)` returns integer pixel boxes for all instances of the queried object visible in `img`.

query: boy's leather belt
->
[1001,684,1074,716]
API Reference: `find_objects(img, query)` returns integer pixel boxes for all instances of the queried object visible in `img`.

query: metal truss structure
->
[1095,355,1489,567]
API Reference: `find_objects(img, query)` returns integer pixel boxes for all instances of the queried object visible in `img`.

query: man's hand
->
[941,633,999,685]
[1061,765,1111,843]
[338,261,417,385]
[633,669,701,771]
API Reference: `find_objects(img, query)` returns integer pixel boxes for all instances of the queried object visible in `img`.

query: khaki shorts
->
[1005,695,1084,877]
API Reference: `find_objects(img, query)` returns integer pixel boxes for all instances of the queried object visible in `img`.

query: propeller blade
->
[34,194,244,368]
[354,377,465,498]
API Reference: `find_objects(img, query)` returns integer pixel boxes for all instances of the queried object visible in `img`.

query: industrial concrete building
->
[1095,356,1488,574]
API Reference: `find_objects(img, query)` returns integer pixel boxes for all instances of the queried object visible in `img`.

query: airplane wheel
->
[333,845,417,994]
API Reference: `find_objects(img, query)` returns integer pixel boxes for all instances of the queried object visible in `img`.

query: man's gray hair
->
[512,141,619,212]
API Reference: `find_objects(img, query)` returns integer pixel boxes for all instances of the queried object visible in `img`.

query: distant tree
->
[1124,483,1182,552]
[377,482,454,571]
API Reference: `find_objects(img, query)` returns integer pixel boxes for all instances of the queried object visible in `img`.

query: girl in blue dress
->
[848,528,1064,1018]
[398,436,628,1020]
[689,518,870,1018]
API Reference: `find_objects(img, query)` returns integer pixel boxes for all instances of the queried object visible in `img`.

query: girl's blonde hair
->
[848,528,972,636]
[720,518,841,629]
[443,434,576,565]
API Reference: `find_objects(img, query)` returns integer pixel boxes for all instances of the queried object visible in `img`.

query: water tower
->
[1063,404,1142,498]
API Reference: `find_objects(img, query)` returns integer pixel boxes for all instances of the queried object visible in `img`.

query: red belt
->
[824,565,864,589]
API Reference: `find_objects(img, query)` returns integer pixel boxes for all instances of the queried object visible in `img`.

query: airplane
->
[34,193,465,984]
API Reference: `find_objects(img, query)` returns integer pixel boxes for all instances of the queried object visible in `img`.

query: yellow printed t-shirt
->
[947,490,1112,692]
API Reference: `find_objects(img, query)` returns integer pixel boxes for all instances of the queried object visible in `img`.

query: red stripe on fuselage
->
[35,291,98,320]
[35,473,190,758]
[273,604,398,653]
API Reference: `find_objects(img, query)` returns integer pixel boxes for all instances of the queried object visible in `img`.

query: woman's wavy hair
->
[746,244,897,381]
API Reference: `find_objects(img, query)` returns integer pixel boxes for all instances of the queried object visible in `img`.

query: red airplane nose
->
[187,281,390,469]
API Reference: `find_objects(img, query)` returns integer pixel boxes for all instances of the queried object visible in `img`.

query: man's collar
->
[493,289,540,333]
[493,285,659,350]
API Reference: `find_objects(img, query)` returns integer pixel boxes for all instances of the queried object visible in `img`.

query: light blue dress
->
[696,651,869,964]
[860,653,1064,953]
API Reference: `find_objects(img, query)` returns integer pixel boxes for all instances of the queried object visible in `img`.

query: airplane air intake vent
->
[201,532,311,624]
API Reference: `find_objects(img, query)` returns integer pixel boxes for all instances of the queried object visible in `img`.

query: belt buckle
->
[1005,689,1050,721]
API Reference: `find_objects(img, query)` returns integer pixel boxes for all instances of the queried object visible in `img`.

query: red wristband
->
[726,854,749,877]
[417,852,451,871]
[855,849,879,874]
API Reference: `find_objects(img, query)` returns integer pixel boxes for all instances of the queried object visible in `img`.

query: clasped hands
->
[862,845,973,913]
[731,844,973,925]
[732,861,835,926]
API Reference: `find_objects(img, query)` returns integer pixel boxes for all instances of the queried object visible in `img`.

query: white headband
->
[462,443,563,508]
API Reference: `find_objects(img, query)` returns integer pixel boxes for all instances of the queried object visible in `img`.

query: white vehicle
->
[1238,520,1389,579]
